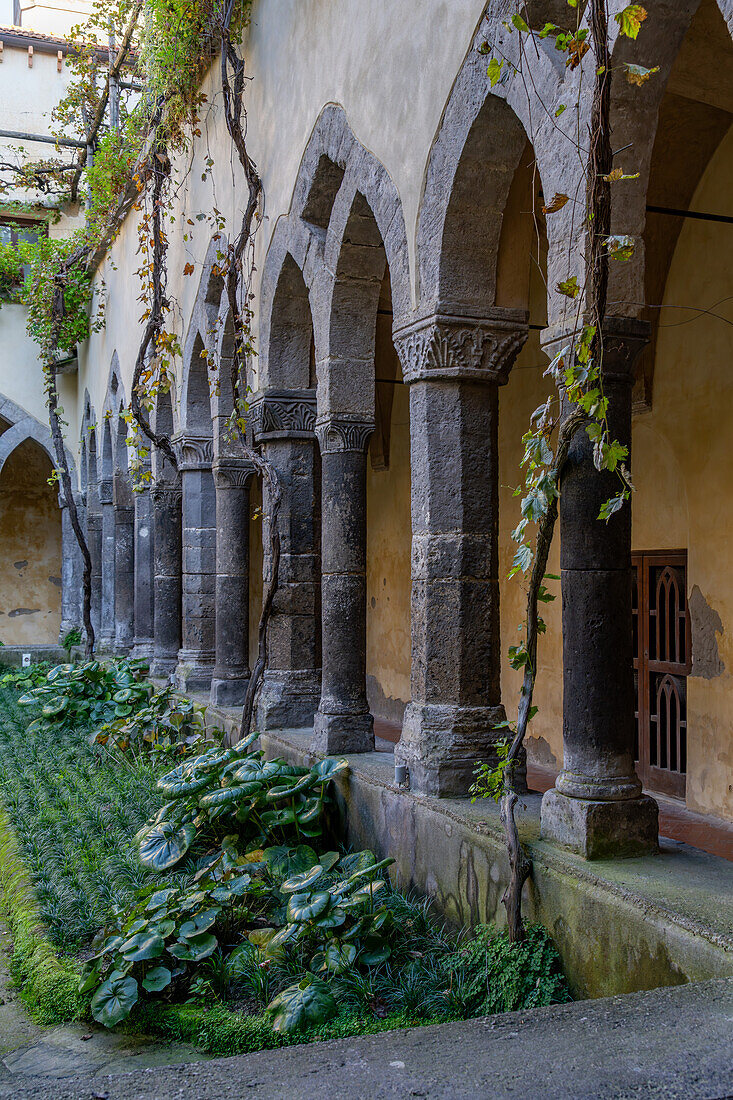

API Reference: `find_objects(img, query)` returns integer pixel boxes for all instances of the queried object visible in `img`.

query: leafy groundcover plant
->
[0,663,571,1052]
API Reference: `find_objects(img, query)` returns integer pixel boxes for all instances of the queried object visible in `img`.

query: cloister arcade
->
[10,0,733,858]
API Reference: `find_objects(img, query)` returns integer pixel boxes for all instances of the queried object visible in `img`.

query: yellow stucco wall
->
[632,122,733,820]
[0,438,61,644]
[366,375,411,724]
[498,123,733,821]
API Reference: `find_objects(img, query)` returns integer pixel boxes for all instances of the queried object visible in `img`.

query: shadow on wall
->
[0,438,61,644]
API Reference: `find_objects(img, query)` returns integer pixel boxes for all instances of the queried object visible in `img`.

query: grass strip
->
[0,803,88,1023]
[133,1002,446,1058]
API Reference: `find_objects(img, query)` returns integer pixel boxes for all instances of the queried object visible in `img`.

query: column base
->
[311,709,374,754]
[540,788,659,860]
[395,701,508,797]
[149,655,178,680]
[210,675,249,707]
[175,651,215,694]
[257,670,322,731]
[131,639,154,661]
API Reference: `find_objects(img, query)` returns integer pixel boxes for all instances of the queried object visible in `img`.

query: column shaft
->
[87,509,102,645]
[150,481,182,678]
[541,317,658,857]
[251,388,321,730]
[113,470,135,654]
[176,437,216,692]
[210,462,253,706]
[312,419,374,753]
[393,310,528,795]
[99,478,115,651]
[58,495,84,643]
[133,484,155,658]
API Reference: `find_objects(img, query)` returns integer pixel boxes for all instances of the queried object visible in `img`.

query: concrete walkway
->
[0,978,730,1099]
[0,926,206,1087]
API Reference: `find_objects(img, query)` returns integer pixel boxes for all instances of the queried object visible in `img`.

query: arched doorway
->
[0,438,62,644]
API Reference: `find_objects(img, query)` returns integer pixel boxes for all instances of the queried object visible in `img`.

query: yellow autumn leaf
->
[624,63,659,86]
[542,192,570,215]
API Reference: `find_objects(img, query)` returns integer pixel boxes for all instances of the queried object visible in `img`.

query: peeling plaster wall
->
[0,439,61,644]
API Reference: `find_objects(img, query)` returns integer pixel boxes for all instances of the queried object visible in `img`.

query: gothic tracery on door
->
[632,550,690,799]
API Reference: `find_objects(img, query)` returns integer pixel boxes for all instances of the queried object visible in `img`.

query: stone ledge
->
[201,701,733,1000]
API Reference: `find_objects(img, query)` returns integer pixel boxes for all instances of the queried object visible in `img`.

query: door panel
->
[632,551,689,799]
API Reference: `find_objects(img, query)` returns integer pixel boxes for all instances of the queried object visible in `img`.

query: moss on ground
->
[0,804,88,1023]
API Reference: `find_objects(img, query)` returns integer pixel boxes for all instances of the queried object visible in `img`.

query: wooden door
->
[632,551,690,799]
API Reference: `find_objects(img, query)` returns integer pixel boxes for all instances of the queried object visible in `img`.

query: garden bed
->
[0,662,571,1054]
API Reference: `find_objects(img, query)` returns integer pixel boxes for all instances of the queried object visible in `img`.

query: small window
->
[0,217,47,298]
[0,216,47,247]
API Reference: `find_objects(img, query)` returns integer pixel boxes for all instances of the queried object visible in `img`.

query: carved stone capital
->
[250,389,317,442]
[150,479,182,506]
[315,418,374,455]
[212,459,256,490]
[98,476,113,505]
[175,433,214,471]
[541,316,650,385]
[393,309,528,386]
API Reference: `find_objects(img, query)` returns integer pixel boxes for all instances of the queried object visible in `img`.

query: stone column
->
[311,417,374,754]
[86,501,103,645]
[113,467,135,654]
[251,389,321,730]
[209,459,255,706]
[176,435,216,692]
[58,492,84,643]
[98,475,116,652]
[541,317,658,858]
[132,472,155,659]
[150,477,182,678]
[393,309,528,796]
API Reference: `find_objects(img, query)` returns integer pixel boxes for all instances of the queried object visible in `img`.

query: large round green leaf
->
[266,773,317,801]
[168,931,218,962]
[267,975,337,1034]
[262,845,318,880]
[120,932,164,962]
[286,891,331,923]
[226,943,257,979]
[178,907,220,939]
[42,697,69,718]
[142,966,172,993]
[198,784,257,809]
[266,923,301,952]
[47,664,74,682]
[89,934,124,961]
[359,938,391,966]
[311,758,349,784]
[338,850,376,877]
[138,821,196,870]
[281,865,324,895]
[296,798,322,826]
[311,941,357,974]
[145,887,179,913]
[90,974,139,1027]
[313,908,346,930]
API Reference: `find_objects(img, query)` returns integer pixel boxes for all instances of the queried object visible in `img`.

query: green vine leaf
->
[615,5,647,39]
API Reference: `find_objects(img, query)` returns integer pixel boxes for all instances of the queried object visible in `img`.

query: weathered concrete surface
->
[198,704,733,1001]
[0,926,205,1088]
[2,979,732,1099]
